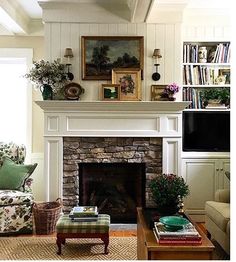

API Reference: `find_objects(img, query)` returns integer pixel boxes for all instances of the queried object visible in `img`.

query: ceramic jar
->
[198,46,207,63]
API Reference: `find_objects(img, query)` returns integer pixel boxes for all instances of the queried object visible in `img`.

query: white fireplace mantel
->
[36,100,190,201]
[36,101,190,112]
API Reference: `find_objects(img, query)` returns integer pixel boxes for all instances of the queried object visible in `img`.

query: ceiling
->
[0,0,231,36]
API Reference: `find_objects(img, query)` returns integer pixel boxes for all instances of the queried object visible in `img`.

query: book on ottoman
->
[69,206,98,221]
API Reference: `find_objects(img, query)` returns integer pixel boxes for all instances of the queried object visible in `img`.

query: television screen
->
[183,111,230,152]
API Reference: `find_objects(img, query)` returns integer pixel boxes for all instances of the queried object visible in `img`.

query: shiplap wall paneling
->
[51,23,61,61]
[183,25,231,41]
[164,25,175,85]
[137,23,147,101]
[45,22,181,101]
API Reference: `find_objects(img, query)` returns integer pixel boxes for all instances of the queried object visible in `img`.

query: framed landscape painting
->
[112,68,141,101]
[101,84,120,101]
[81,36,144,80]
[151,85,168,101]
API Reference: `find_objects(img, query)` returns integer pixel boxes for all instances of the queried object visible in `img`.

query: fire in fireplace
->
[79,163,146,223]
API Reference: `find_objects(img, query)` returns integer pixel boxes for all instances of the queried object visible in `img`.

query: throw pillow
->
[0,157,37,191]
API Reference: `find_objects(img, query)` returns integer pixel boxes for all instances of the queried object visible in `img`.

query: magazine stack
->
[153,222,202,245]
[69,206,98,222]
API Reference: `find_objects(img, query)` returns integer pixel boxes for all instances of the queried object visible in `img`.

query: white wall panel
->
[183,25,230,41]
[46,22,181,102]
[51,23,61,60]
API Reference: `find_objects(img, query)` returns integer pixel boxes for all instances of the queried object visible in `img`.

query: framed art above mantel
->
[81,36,144,80]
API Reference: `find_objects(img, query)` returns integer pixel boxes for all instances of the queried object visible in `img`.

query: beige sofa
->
[205,188,230,255]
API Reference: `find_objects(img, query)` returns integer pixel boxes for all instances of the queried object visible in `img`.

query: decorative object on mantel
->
[64,48,74,81]
[112,68,141,101]
[81,36,144,80]
[151,85,168,101]
[101,84,120,101]
[152,49,162,81]
[162,82,180,101]
[24,60,69,100]
[149,173,189,216]
[64,82,85,100]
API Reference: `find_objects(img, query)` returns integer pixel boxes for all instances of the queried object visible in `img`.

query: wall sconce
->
[152,49,162,81]
[64,48,74,81]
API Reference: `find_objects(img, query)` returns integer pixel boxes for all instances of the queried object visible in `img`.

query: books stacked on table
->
[153,222,202,245]
[69,206,98,222]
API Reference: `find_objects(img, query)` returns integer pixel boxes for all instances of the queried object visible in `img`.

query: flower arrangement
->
[24,60,69,91]
[150,173,189,207]
[163,82,180,96]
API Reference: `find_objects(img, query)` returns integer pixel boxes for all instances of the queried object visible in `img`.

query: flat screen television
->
[183,111,230,152]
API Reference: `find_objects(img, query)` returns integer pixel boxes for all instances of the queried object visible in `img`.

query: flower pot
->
[41,84,53,100]
[168,93,176,101]
[156,203,179,216]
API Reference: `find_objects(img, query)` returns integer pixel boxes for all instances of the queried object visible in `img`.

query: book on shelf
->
[153,229,202,245]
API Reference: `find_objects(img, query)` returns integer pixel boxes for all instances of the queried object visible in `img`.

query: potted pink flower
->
[163,82,180,101]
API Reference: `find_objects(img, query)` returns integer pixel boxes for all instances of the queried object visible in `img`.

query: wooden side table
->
[137,208,215,260]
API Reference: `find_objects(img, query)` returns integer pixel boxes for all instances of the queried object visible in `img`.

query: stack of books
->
[153,222,202,245]
[69,206,98,222]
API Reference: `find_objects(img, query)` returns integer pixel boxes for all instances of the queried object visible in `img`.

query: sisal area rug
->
[0,236,137,260]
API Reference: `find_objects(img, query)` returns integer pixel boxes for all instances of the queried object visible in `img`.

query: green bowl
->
[159,216,189,231]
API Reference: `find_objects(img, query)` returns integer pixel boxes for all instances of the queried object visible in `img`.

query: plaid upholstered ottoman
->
[56,214,110,255]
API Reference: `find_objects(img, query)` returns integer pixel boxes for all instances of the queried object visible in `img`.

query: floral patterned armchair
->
[0,142,34,235]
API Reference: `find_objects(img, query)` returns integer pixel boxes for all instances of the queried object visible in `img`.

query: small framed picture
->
[112,68,141,101]
[218,69,230,84]
[151,85,168,101]
[101,84,120,100]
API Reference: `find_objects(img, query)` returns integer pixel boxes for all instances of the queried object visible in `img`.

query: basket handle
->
[56,198,62,205]
[33,202,38,209]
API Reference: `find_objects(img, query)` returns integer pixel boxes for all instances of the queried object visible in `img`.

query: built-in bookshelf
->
[182,41,231,109]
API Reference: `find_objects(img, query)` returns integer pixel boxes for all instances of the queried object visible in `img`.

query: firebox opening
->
[79,162,146,223]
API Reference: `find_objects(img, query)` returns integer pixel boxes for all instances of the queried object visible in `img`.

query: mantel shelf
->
[35,101,190,113]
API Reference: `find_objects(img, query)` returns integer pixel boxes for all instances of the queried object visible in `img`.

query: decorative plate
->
[159,216,189,231]
[64,82,84,100]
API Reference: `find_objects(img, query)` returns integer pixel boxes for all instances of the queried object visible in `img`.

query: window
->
[0,48,33,160]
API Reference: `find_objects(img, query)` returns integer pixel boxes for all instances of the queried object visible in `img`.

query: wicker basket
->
[33,198,62,235]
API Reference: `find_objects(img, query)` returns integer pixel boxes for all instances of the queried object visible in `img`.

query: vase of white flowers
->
[24,60,69,100]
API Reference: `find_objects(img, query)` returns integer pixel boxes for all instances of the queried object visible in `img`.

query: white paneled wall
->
[183,24,231,42]
[44,23,182,101]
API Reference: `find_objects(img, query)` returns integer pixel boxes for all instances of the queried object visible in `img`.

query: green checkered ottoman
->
[56,214,110,255]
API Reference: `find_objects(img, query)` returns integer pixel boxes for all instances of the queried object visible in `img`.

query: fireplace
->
[79,163,145,223]
[36,101,189,208]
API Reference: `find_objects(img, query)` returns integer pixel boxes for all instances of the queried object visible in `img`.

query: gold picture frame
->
[112,68,141,101]
[81,36,144,80]
[101,84,120,101]
[151,85,168,101]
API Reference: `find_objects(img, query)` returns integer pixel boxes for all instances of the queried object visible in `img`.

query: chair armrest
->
[215,189,230,203]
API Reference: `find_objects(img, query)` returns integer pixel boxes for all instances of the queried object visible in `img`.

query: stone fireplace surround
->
[63,136,162,213]
[36,101,189,203]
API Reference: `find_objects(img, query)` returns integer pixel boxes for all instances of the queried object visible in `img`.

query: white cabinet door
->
[182,159,218,214]
[218,159,230,189]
